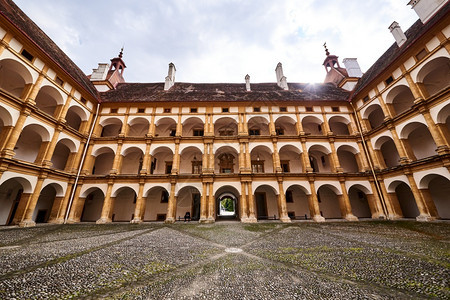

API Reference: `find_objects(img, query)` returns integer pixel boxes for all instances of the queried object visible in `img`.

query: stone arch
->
[400,122,437,159]
[336,144,360,173]
[274,115,297,135]
[215,145,239,174]
[80,188,105,222]
[32,184,59,223]
[150,146,174,175]
[34,85,65,117]
[100,117,122,137]
[214,117,238,136]
[374,135,400,168]
[121,147,144,174]
[182,116,204,136]
[317,184,341,219]
[155,117,177,137]
[248,116,270,136]
[385,85,415,116]
[285,184,310,219]
[143,186,169,221]
[363,103,385,129]
[329,115,351,135]
[388,180,419,218]
[66,105,88,131]
[14,123,51,163]
[0,105,13,127]
[250,145,274,173]
[419,174,450,219]
[215,185,240,220]
[302,115,324,135]
[92,147,115,175]
[0,177,30,225]
[348,185,372,218]
[176,185,202,221]
[416,56,450,97]
[128,117,150,136]
[112,186,137,222]
[278,144,302,173]
[180,146,203,174]
[254,184,279,219]
[0,58,33,98]
[308,144,332,173]
[51,138,77,171]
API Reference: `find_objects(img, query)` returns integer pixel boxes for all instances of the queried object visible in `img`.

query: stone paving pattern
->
[0,221,448,299]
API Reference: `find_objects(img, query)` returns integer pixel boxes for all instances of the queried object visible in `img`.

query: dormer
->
[89,48,126,91]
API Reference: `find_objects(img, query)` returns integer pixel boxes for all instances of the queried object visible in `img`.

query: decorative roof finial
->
[323,42,330,56]
[119,46,124,58]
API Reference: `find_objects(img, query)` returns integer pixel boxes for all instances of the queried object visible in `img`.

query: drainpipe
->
[64,102,100,223]
[350,102,389,219]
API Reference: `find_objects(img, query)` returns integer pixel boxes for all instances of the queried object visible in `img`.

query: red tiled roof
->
[0,0,98,99]
[99,82,351,103]
[353,2,450,97]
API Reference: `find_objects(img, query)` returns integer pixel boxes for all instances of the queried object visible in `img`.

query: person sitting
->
[184,212,191,222]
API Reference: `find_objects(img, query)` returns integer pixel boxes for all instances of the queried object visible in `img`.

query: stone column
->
[247,182,257,222]
[149,113,156,136]
[388,125,411,164]
[339,180,358,221]
[240,181,248,221]
[401,66,425,101]
[120,114,129,137]
[368,180,386,219]
[66,183,84,223]
[269,111,276,135]
[420,108,449,154]
[110,142,123,174]
[10,193,32,225]
[295,108,303,135]
[202,143,209,173]
[96,181,114,224]
[378,180,402,219]
[321,113,331,135]
[277,179,291,222]
[199,182,208,223]
[418,188,439,219]
[301,140,313,172]
[1,108,31,158]
[406,173,433,221]
[365,139,383,170]
[172,141,180,174]
[48,181,73,224]
[245,142,251,172]
[165,181,176,223]
[25,71,46,104]
[140,141,151,175]
[19,174,46,227]
[57,93,74,122]
[0,125,13,151]
[176,113,182,137]
[209,143,214,172]
[376,94,393,120]
[131,182,145,223]
[329,139,342,173]
[356,140,370,171]
[42,125,63,167]
[239,142,245,172]
[272,141,282,173]
[207,182,215,222]
[308,180,325,222]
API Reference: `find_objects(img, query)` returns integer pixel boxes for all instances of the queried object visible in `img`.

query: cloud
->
[14,0,419,84]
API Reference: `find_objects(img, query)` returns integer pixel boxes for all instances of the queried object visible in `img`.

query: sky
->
[14,0,419,84]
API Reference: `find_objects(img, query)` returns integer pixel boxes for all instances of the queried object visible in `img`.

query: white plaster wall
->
[282,181,311,194]
[255,185,278,219]
[81,190,104,221]
[428,176,450,219]
[286,187,309,219]
[317,187,341,219]
[414,167,450,189]
[0,179,22,225]
[112,189,136,221]
[348,187,371,218]
[143,189,168,221]
[80,184,107,198]
[384,176,409,193]
[0,172,36,193]
[32,185,56,222]
[2,102,20,125]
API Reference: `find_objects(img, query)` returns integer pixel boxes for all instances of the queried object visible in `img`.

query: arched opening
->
[302,115,323,135]
[112,187,136,221]
[329,116,351,135]
[176,186,201,221]
[337,145,360,173]
[128,117,149,136]
[248,116,269,136]
[0,58,33,98]
[100,117,122,137]
[51,139,76,171]
[214,117,238,136]
[143,186,169,221]
[386,85,415,116]
[34,86,63,117]
[285,185,309,220]
[308,145,331,173]
[274,116,297,136]
[155,117,177,137]
[0,106,14,150]
[0,178,30,225]
[80,188,104,222]
[65,106,86,131]
[392,182,419,218]
[401,122,437,160]
[348,186,372,218]
[375,136,400,168]
[215,185,240,220]
[254,185,278,220]
[92,147,115,175]
[182,117,204,137]
[180,146,202,174]
[420,174,450,219]
[278,145,302,173]
[436,103,450,144]
[215,146,238,174]
[364,104,385,129]
[317,185,341,219]
[417,56,450,97]
[121,147,144,174]
[33,184,59,223]
[14,124,50,163]
[151,147,174,174]
[250,145,273,173]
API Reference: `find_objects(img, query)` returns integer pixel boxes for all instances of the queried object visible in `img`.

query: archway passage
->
[422,175,450,219]
[215,186,240,221]
[395,182,419,218]
[402,123,437,160]
[0,178,25,225]
[112,187,136,222]
[176,186,201,221]
[417,56,450,97]
[377,137,400,168]
[285,185,309,220]
[33,185,58,223]
[214,117,238,136]
[254,185,278,220]
[0,58,33,98]
[80,188,104,222]
[317,185,341,219]
[14,124,49,163]
[348,187,372,218]
[143,187,169,221]
[92,148,115,175]
[364,104,384,129]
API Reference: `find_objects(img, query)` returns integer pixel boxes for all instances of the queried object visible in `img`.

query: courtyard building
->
[0,0,449,227]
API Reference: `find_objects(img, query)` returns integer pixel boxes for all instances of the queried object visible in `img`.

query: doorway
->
[255,192,268,219]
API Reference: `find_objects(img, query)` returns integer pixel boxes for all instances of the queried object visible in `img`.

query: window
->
[190,108,197,113]
[218,153,234,173]
[160,191,169,203]
[306,107,313,112]
[331,106,339,112]
[55,76,64,86]
[276,128,284,136]
[80,97,87,104]
[415,48,427,61]
[249,129,260,136]
[110,108,118,113]
[192,161,202,174]
[281,160,290,173]
[165,162,173,174]
[193,129,204,136]
[251,160,264,173]
[21,49,34,62]
[253,107,261,112]
[280,107,287,112]
[222,108,229,113]
[169,129,176,137]
[385,76,394,85]
[164,108,171,113]
[138,108,145,113]
[286,190,293,203]
[363,95,370,103]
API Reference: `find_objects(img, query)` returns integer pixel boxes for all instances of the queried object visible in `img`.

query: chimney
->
[164,62,176,90]
[275,62,288,90]
[408,0,447,24]
[90,63,109,81]
[389,21,407,47]
[342,58,363,78]
[245,74,251,91]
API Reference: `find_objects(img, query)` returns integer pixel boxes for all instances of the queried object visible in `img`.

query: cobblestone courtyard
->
[0,221,448,299]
